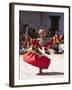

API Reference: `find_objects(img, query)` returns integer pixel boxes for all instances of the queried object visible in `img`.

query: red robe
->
[23,38,51,69]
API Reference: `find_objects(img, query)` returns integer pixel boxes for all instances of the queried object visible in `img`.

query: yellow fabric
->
[53,37,55,44]
[27,47,32,51]
[53,36,60,44]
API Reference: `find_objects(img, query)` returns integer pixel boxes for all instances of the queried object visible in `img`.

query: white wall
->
[20,11,41,30]
[20,11,64,35]
[0,0,72,90]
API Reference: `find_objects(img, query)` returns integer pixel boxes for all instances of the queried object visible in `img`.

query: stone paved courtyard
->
[20,52,64,80]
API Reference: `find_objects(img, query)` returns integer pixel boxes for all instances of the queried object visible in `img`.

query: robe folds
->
[23,38,51,69]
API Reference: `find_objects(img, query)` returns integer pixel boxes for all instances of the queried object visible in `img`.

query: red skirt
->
[23,50,51,69]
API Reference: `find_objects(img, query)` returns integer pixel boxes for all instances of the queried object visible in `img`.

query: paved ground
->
[20,51,64,80]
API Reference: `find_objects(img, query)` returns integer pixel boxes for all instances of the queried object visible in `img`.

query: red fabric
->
[24,31,28,48]
[23,51,51,69]
[43,41,52,49]
[31,38,52,50]
[31,38,39,46]
[23,38,51,69]
[31,38,42,49]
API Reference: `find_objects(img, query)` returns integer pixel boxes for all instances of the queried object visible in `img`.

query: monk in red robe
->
[23,27,51,74]
[52,31,63,54]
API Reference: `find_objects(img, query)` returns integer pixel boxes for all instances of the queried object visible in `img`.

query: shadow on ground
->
[36,72,64,76]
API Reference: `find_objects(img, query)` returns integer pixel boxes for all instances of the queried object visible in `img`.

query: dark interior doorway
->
[50,16,60,36]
